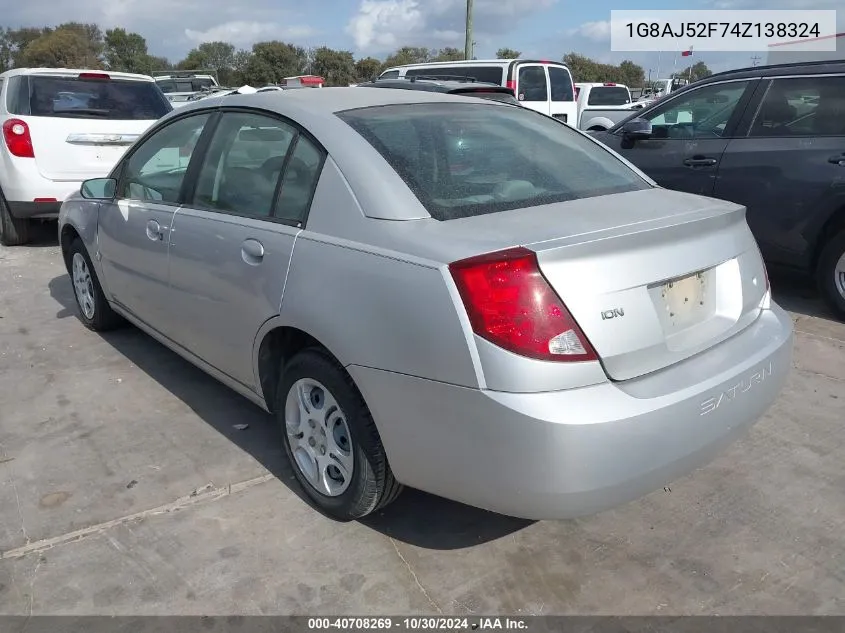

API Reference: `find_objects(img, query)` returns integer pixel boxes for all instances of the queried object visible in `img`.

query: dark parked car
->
[591,60,845,319]
[357,76,520,105]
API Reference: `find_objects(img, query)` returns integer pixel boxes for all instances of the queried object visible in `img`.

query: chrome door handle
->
[146,219,167,241]
[241,238,265,265]
[683,157,717,167]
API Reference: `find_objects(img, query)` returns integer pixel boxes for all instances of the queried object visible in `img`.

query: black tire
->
[817,230,845,321]
[67,238,123,331]
[276,347,402,520]
[0,191,31,247]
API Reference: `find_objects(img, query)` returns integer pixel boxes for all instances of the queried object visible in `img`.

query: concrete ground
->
[0,222,843,616]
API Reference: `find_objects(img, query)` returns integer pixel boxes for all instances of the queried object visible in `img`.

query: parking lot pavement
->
[1,223,844,616]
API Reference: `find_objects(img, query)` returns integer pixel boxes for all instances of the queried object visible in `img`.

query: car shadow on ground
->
[768,268,837,322]
[46,272,532,550]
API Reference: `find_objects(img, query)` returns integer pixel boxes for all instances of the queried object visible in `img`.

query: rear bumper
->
[349,304,794,520]
[1,155,81,219]
[7,200,62,219]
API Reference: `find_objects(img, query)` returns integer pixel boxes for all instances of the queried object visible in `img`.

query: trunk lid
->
[523,190,767,381]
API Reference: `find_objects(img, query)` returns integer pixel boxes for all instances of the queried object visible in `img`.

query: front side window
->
[641,80,751,139]
[518,66,548,102]
[749,75,845,137]
[379,70,400,79]
[338,102,649,221]
[120,113,210,203]
[548,66,574,102]
[192,112,297,218]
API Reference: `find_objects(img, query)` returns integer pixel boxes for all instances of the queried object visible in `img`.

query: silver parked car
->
[58,88,794,521]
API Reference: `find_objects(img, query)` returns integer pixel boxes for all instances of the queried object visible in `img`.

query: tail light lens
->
[449,247,598,362]
[506,79,516,91]
[3,119,35,158]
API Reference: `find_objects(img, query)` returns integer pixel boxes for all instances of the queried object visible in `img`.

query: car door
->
[713,74,845,268]
[547,65,576,125]
[97,112,212,328]
[166,109,325,389]
[515,64,551,116]
[597,79,757,197]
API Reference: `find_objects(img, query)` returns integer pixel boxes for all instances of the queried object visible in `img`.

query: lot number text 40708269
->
[307,617,528,630]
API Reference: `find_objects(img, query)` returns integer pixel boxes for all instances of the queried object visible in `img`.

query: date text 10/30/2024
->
[307,618,529,630]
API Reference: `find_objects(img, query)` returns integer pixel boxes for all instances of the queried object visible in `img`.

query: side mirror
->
[621,118,653,140]
[80,177,117,200]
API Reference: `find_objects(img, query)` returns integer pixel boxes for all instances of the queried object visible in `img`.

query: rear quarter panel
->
[276,159,481,388]
[279,237,480,387]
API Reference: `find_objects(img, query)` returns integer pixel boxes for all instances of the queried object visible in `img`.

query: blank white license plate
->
[662,270,708,328]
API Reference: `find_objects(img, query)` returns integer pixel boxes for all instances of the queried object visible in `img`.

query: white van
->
[378,59,577,124]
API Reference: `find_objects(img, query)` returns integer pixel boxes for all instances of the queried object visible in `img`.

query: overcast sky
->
[5,0,843,73]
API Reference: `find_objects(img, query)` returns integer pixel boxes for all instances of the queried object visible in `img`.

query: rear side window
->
[338,103,649,221]
[749,75,845,137]
[10,75,172,120]
[192,112,297,217]
[548,66,574,102]
[587,87,631,106]
[405,66,504,84]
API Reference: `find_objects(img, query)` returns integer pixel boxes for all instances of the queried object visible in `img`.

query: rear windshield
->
[587,87,631,106]
[10,75,172,120]
[157,77,215,93]
[338,102,649,221]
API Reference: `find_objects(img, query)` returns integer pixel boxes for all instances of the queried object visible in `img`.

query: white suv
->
[0,68,172,245]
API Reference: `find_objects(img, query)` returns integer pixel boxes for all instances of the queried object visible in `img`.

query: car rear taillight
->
[506,79,516,91]
[603,83,616,86]
[449,247,598,362]
[2,119,34,158]
[79,72,110,80]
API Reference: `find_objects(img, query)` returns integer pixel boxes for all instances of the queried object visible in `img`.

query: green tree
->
[617,60,645,88]
[563,52,600,82]
[231,49,253,84]
[19,25,104,69]
[496,47,521,59]
[54,22,104,66]
[675,61,712,82]
[383,46,431,68]
[433,47,464,61]
[355,56,382,81]
[2,27,50,69]
[178,41,236,83]
[241,41,307,85]
[104,28,149,73]
[312,47,356,86]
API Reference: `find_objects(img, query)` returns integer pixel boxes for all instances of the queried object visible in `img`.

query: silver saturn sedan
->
[58,87,794,521]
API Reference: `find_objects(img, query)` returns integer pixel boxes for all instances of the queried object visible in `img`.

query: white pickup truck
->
[575,83,646,131]
[153,72,220,108]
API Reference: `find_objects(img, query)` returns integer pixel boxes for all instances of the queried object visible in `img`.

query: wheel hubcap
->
[836,253,845,301]
[284,378,353,497]
[72,253,96,319]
